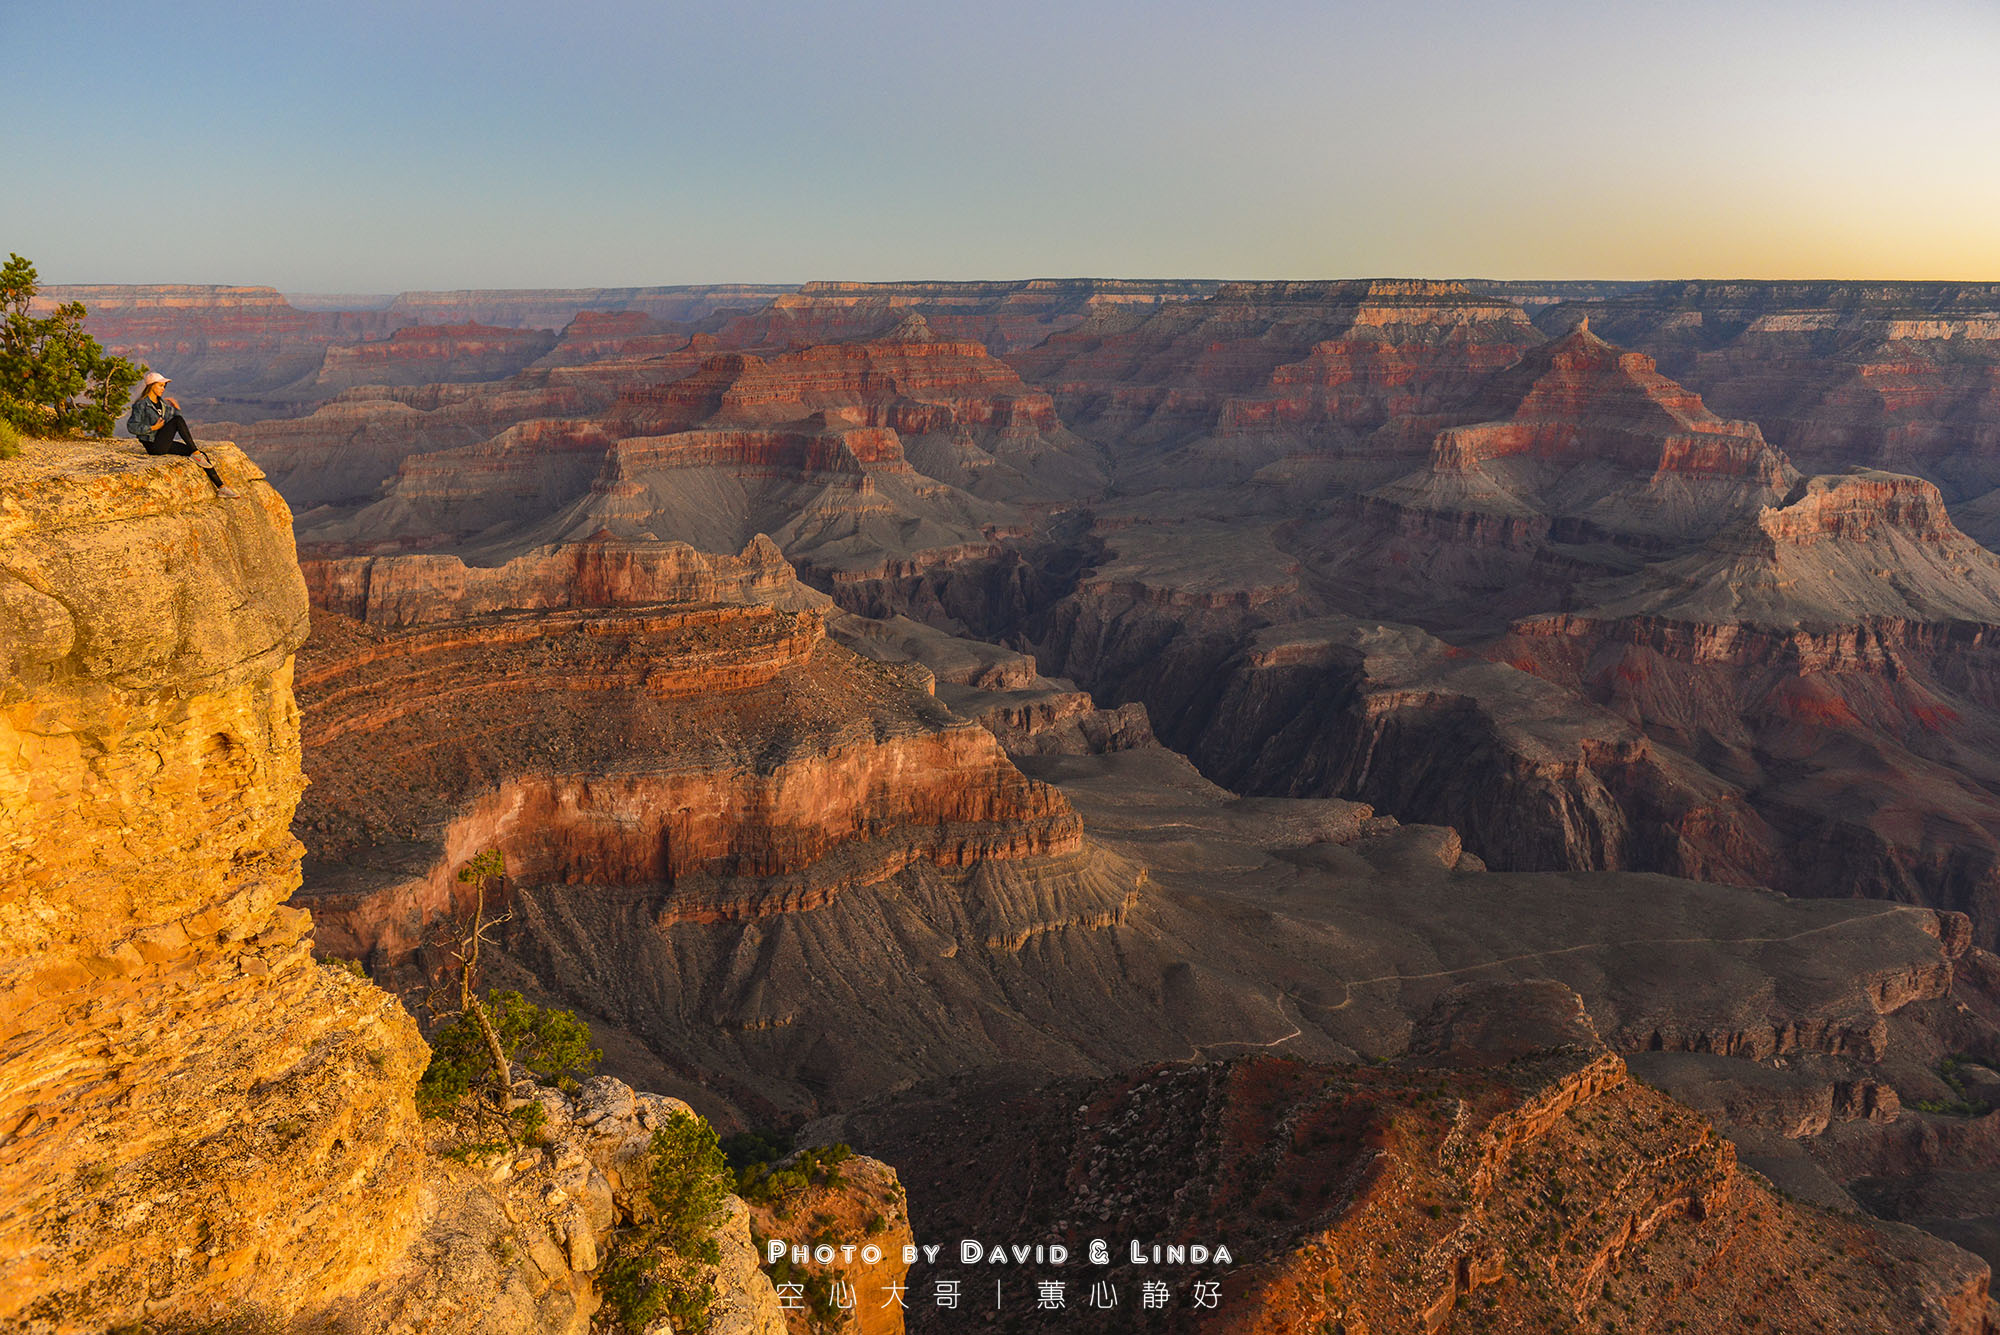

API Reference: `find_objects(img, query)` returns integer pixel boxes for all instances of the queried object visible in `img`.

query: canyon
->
[14,274,2000,1331]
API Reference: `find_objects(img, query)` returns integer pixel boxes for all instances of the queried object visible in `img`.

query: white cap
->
[141,371,170,388]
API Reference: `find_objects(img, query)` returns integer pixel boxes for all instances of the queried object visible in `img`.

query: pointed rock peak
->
[741,532,791,564]
[882,310,937,343]
[1524,314,1632,377]
[1556,314,1612,348]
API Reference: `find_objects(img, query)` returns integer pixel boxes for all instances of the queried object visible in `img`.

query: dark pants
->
[144,414,224,489]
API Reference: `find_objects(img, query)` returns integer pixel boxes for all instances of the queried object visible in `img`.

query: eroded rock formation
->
[832,995,1992,1334]
[1009,279,1546,488]
[313,321,560,389]
[292,593,1087,975]
[287,322,1103,600]
[34,284,389,418]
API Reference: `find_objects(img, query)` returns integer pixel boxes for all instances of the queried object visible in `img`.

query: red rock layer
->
[298,604,827,741]
[291,603,1081,967]
[303,533,808,626]
[604,335,1061,437]
[1009,279,1544,455]
[1426,321,1785,481]
[284,325,1092,597]
[1481,469,2000,938]
[603,425,920,480]
[314,321,559,387]
[1360,322,1799,560]
[1544,283,2000,478]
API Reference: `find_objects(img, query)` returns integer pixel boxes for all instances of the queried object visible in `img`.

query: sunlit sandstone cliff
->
[0,439,426,1327]
[0,438,850,1333]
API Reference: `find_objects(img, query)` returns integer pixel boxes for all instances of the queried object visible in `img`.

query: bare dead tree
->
[449,849,516,1113]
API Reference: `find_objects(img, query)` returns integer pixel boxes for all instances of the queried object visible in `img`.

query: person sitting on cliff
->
[126,372,240,497]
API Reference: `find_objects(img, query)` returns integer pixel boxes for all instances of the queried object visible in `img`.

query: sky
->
[5,0,1999,290]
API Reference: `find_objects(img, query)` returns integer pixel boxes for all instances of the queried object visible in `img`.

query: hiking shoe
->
[217,485,243,499]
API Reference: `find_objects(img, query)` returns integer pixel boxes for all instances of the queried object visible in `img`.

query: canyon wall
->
[303,533,821,626]
[36,285,389,418]
[291,588,1090,974]
[1534,281,2000,522]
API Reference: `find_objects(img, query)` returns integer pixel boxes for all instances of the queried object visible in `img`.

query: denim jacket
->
[126,393,168,442]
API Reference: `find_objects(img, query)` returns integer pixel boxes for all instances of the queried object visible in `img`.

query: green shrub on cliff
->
[0,417,19,460]
[599,1111,732,1332]
[416,989,601,1119]
[0,254,140,438]
[733,1140,854,1212]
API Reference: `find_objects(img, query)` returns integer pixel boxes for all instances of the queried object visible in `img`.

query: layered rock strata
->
[291,596,1086,971]
[1367,319,1799,550]
[289,325,1100,597]
[1009,279,1545,488]
[1490,468,2000,937]
[304,533,822,626]
[33,285,388,417]
[711,279,1218,355]
[380,284,797,330]
[313,321,560,389]
[1534,281,2000,515]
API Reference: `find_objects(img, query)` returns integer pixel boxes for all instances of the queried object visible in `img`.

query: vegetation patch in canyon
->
[598,1111,732,1333]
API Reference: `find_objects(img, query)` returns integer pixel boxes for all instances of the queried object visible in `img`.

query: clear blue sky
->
[6,0,1998,289]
